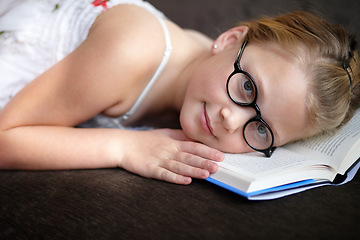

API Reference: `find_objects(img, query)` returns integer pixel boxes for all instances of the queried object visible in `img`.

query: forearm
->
[0,126,124,170]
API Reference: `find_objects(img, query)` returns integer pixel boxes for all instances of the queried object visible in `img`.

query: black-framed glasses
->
[226,39,274,157]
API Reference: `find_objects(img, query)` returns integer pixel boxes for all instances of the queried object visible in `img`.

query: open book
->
[207,109,360,200]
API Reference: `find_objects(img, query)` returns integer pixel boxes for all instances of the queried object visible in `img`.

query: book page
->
[284,109,360,169]
[220,148,320,178]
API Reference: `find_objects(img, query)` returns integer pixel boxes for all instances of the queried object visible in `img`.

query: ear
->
[212,26,249,54]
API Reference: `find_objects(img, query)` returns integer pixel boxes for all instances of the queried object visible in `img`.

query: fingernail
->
[201,170,209,178]
[209,162,217,172]
[183,177,192,184]
[216,152,224,161]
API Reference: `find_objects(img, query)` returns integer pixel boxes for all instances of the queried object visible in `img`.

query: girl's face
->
[180,42,310,154]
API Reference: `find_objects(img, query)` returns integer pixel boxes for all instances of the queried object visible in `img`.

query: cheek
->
[191,58,231,95]
[191,74,219,95]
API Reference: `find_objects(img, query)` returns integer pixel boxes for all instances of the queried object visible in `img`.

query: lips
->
[201,104,214,136]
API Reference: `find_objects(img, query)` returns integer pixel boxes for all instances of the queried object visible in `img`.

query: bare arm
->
[0,126,122,169]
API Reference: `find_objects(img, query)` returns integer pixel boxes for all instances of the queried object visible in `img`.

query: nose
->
[220,106,253,134]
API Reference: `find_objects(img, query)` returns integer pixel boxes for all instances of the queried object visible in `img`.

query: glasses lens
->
[228,72,256,104]
[244,120,273,150]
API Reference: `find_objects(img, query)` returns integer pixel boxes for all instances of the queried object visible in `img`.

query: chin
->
[181,123,199,142]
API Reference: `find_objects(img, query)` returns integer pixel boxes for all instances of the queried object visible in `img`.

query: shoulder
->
[86,4,169,62]
[88,4,166,48]
[80,4,170,115]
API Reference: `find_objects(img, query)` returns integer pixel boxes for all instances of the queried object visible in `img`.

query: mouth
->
[201,103,215,137]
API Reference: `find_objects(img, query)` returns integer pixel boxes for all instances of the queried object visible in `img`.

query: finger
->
[176,152,219,173]
[180,141,224,162]
[153,167,193,185]
[162,159,211,179]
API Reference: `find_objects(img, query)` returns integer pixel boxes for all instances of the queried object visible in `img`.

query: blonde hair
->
[241,11,360,138]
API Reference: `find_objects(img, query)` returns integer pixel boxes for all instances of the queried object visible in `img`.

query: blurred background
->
[148,0,360,44]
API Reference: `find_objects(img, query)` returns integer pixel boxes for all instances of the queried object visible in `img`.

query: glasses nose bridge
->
[249,101,262,121]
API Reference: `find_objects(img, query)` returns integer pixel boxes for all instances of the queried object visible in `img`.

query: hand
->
[118,129,224,185]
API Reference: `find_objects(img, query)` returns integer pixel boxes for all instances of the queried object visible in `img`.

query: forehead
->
[243,43,310,145]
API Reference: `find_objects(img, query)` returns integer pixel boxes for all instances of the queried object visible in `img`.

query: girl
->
[0,0,359,185]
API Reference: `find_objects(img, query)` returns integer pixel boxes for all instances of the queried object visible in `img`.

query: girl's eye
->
[243,121,272,150]
[257,123,268,137]
[240,76,255,102]
[228,73,255,104]
[243,79,253,94]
